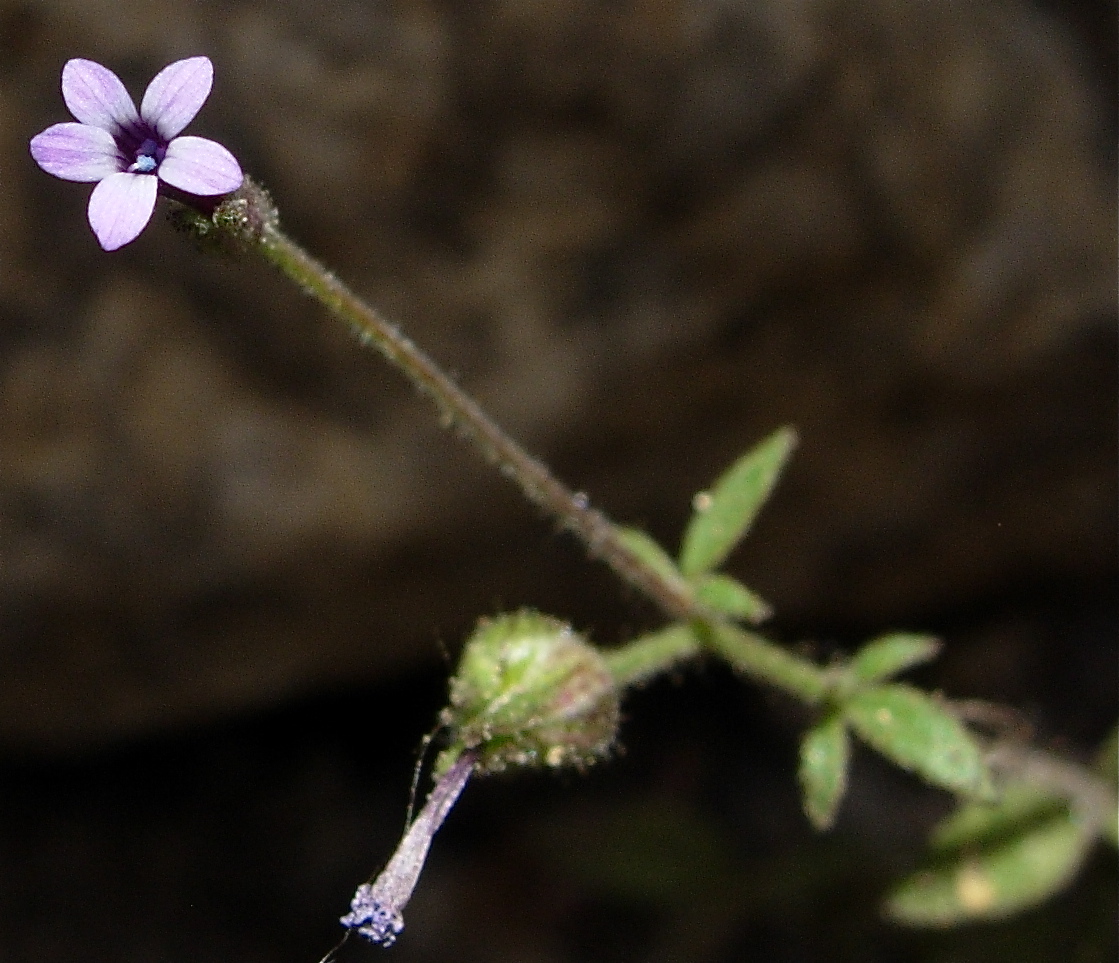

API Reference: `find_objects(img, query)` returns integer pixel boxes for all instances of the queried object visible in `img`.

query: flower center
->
[128,137,165,174]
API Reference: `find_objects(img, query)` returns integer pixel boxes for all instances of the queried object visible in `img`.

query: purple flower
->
[30,57,243,251]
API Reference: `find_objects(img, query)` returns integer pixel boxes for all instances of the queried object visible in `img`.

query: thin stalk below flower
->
[250,215,828,701]
[257,225,699,622]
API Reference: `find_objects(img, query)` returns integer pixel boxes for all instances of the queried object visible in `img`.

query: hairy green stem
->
[172,189,1114,907]
[604,624,704,687]
[703,622,828,703]
[257,224,700,624]
[225,209,830,702]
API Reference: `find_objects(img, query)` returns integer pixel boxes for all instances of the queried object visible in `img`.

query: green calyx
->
[169,175,278,254]
[440,611,620,774]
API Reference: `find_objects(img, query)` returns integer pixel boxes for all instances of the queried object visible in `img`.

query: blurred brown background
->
[0,0,1115,960]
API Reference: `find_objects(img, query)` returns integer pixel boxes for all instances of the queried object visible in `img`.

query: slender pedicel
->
[185,181,830,702]
[254,222,701,623]
[340,751,476,947]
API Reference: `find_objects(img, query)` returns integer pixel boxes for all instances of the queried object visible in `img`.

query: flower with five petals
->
[30,56,243,250]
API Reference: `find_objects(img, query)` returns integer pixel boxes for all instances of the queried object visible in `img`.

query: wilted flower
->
[30,57,243,250]
[341,751,476,947]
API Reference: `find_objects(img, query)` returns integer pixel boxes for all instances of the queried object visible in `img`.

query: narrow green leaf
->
[679,427,797,577]
[799,713,850,830]
[930,783,1059,851]
[849,633,942,683]
[616,526,681,584]
[846,684,993,799]
[691,573,772,624]
[885,785,1095,925]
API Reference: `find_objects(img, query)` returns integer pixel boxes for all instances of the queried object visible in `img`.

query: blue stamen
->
[128,137,163,174]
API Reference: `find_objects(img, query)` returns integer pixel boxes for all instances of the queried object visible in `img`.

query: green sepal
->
[799,713,850,830]
[691,573,772,624]
[885,783,1095,926]
[930,782,1062,850]
[443,610,619,773]
[848,633,942,683]
[679,428,797,577]
[845,684,993,799]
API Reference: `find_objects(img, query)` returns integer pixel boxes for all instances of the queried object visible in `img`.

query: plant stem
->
[603,621,828,705]
[702,622,828,703]
[247,218,828,699]
[257,224,701,621]
[258,221,707,621]
[604,624,704,687]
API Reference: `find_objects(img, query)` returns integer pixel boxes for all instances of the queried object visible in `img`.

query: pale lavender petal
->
[159,136,243,195]
[87,171,158,250]
[140,56,213,140]
[61,59,140,134]
[30,122,122,182]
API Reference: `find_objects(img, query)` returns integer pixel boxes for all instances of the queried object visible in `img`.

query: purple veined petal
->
[30,122,122,182]
[140,56,213,141]
[159,135,243,195]
[62,59,141,135]
[87,171,158,250]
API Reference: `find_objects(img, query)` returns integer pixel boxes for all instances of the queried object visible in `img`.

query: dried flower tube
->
[340,750,476,947]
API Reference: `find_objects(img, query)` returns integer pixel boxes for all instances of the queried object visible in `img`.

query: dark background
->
[0,0,1115,959]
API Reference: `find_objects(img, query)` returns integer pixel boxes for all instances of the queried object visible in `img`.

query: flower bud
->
[440,611,620,773]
